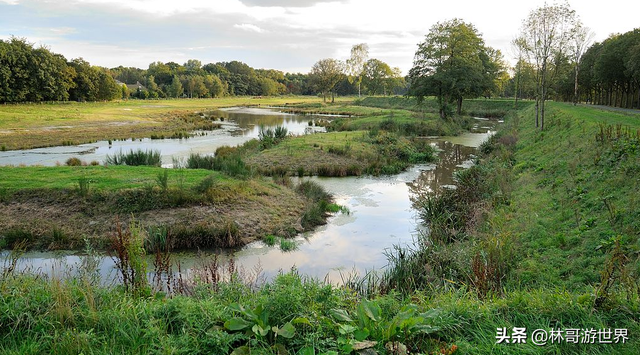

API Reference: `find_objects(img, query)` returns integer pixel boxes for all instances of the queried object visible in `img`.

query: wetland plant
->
[77,176,90,197]
[156,169,169,192]
[279,238,297,252]
[263,235,277,246]
[105,148,162,166]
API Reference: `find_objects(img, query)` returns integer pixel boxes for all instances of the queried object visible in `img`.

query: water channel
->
[0,108,497,285]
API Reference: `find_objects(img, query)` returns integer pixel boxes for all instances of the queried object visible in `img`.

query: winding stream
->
[0,108,497,284]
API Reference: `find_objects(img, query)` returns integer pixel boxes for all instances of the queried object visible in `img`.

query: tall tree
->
[627,43,640,108]
[362,58,395,95]
[571,21,594,105]
[309,58,343,103]
[346,43,369,97]
[517,2,576,130]
[204,74,225,97]
[409,18,498,118]
[168,75,183,98]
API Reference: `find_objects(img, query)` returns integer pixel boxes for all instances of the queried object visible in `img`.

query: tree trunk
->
[331,91,335,103]
[541,64,546,131]
[358,82,361,98]
[535,98,539,128]
[514,64,520,109]
[438,87,445,119]
[574,64,579,106]
[322,92,326,103]
[457,96,463,115]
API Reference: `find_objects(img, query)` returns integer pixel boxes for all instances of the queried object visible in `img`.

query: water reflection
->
[0,107,323,167]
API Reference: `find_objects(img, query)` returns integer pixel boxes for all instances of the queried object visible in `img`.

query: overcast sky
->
[1,0,638,75]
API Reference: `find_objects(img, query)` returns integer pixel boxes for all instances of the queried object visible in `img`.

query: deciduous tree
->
[346,43,369,97]
[409,19,499,118]
[517,1,576,129]
[310,58,343,103]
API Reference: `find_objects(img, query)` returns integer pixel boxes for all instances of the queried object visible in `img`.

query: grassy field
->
[0,96,351,150]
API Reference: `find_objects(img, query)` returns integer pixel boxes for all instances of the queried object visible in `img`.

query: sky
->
[1,0,639,75]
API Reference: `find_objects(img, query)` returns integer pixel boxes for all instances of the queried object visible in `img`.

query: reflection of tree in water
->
[408,141,476,208]
[211,110,314,137]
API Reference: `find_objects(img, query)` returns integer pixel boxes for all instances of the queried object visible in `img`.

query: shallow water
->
[1,112,497,284]
[0,107,324,167]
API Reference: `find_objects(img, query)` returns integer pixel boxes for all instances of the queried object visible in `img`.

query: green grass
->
[0,96,350,130]
[263,234,277,246]
[493,102,640,289]
[0,166,213,191]
[0,271,637,354]
[245,129,437,176]
[390,100,640,299]
[0,165,316,250]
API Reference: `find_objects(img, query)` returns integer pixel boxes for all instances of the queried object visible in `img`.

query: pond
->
[1,112,496,285]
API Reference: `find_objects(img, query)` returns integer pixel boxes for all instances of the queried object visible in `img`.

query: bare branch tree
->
[571,21,595,105]
[518,1,577,130]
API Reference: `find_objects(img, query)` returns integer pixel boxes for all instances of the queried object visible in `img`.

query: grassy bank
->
[243,129,437,177]
[376,100,640,352]
[0,165,336,250]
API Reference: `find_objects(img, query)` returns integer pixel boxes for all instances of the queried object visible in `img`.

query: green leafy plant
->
[156,169,169,192]
[329,301,441,353]
[224,303,309,354]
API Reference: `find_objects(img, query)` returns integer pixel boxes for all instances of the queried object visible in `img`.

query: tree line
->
[0,37,407,104]
[0,37,121,102]
[577,29,640,109]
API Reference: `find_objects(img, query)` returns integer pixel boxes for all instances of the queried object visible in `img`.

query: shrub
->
[65,157,83,166]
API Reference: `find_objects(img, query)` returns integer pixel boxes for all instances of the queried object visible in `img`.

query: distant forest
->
[0,37,404,103]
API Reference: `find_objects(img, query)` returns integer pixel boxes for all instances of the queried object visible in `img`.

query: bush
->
[65,157,83,166]
[259,125,288,149]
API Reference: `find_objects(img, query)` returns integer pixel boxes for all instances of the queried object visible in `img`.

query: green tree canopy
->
[310,58,343,103]
[408,19,499,118]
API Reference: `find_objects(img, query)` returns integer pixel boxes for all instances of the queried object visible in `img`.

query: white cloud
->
[233,23,265,33]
